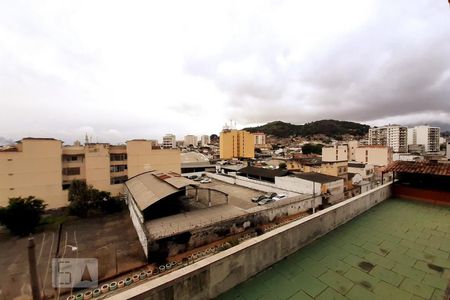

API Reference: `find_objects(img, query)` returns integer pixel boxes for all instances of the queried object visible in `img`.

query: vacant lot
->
[0,212,146,300]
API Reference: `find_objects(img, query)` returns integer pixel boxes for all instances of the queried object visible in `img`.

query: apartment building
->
[0,138,180,208]
[321,145,348,180]
[355,145,392,167]
[447,141,450,160]
[200,135,210,147]
[322,145,348,162]
[253,132,266,146]
[407,125,440,152]
[219,129,254,160]
[347,140,358,161]
[162,134,177,149]
[368,125,407,153]
[183,135,198,147]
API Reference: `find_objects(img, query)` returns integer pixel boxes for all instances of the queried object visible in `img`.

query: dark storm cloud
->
[184,0,450,127]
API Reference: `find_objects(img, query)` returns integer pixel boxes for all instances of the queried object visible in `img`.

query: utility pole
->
[28,237,41,300]
[312,181,316,214]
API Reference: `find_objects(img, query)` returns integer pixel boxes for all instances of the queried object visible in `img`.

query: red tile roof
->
[384,161,450,176]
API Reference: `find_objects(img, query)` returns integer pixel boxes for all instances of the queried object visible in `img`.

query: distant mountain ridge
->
[243,120,370,138]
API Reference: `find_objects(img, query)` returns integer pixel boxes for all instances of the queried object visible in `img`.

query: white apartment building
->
[162,134,177,149]
[183,135,198,147]
[407,125,440,152]
[200,135,210,147]
[368,125,407,153]
[447,141,450,160]
[253,132,266,146]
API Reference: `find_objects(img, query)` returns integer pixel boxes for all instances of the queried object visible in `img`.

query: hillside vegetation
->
[244,119,370,138]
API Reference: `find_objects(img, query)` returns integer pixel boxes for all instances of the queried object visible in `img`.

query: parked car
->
[187,175,197,180]
[251,195,267,203]
[193,176,203,181]
[273,194,287,201]
[257,198,275,205]
[264,192,277,199]
[200,178,211,184]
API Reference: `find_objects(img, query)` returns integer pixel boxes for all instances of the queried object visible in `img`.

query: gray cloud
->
[184,0,450,128]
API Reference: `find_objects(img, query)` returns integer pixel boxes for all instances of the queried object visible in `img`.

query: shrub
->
[68,180,125,217]
[278,162,287,169]
[0,196,47,236]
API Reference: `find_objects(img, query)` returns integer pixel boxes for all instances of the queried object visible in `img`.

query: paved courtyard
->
[218,198,450,300]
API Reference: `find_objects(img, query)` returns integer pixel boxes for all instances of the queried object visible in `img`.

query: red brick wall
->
[393,184,450,206]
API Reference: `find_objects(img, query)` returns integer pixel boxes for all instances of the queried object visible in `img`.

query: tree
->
[0,196,47,236]
[210,134,219,143]
[68,180,125,217]
[301,143,323,155]
[278,162,287,169]
[68,180,91,217]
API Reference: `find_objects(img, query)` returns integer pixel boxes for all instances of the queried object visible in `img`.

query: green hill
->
[243,119,370,138]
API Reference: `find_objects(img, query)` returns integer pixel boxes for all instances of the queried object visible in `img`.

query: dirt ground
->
[0,212,146,300]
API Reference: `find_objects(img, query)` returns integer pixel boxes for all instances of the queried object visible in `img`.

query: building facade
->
[183,135,198,147]
[0,138,180,208]
[355,146,392,167]
[447,141,450,160]
[322,145,348,162]
[162,134,177,149]
[408,125,440,152]
[368,125,407,153]
[200,135,210,147]
[347,140,359,161]
[253,132,266,146]
[219,130,255,160]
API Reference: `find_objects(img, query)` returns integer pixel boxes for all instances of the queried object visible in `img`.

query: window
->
[111,175,128,185]
[110,164,127,172]
[110,154,127,161]
[62,167,81,176]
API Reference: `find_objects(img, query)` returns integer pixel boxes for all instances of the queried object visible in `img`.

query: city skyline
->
[1,0,449,144]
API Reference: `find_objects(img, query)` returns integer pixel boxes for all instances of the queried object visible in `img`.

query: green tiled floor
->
[217,198,450,299]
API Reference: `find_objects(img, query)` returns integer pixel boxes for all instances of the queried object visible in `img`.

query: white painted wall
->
[126,188,149,258]
[275,176,321,194]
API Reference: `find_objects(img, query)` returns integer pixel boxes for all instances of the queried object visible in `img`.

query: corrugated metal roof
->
[384,161,450,176]
[125,171,197,211]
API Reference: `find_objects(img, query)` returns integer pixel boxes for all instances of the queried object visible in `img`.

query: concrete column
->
[28,237,41,300]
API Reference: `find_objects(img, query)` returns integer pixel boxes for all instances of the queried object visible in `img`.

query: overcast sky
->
[0,0,449,144]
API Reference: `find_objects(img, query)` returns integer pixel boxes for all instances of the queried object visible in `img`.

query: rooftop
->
[237,166,289,179]
[294,172,343,183]
[181,152,210,164]
[348,162,366,168]
[125,171,198,211]
[219,198,450,299]
[386,161,450,177]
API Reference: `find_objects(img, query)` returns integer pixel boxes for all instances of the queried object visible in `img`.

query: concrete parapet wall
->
[108,182,392,300]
